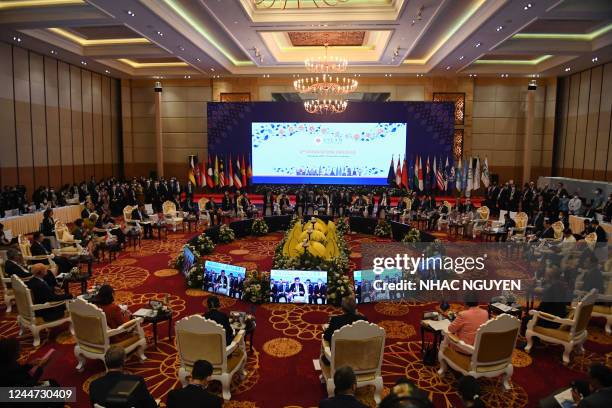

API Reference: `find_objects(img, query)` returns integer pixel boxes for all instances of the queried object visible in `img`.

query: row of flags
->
[387,155,490,192]
[189,154,252,189]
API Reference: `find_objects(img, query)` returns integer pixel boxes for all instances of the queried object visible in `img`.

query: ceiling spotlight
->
[496,26,503,32]
[80,61,87,65]
[475,42,481,48]
[500,73,508,78]
[469,74,477,78]
[13,36,21,43]
[416,74,424,77]
[564,67,571,72]
[592,57,598,63]
[105,69,110,74]
[156,31,163,37]
[210,68,215,71]
[446,66,451,70]
[196,58,201,62]
[127,10,135,16]
[178,46,185,51]
[459,55,464,60]
[184,75,191,79]
[523,3,532,10]
[50,50,57,55]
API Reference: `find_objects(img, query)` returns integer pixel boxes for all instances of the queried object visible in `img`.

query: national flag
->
[474,156,481,190]
[425,156,430,191]
[228,155,234,188]
[241,155,247,187]
[188,155,198,186]
[395,156,402,187]
[418,156,424,191]
[206,155,214,188]
[466,156,473,191]
[481,156,490,188]
[219,157,225,187]
[413,155,419,191]
[432,158,437,190]
[214,155,219,187]
[247,155,252,182]
[456,159,462,191]
[401,157,408,190]
[234,157,242,189]
[387,156,395,186]
[408,157,414,190]
[199,158,206,186]
[443,157,449,191]
[436,157,444,191]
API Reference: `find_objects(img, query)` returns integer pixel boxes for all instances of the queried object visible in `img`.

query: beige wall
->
[555,62,612,181]
[122,79,211,179]
[0,42,121,192]
[120,75,557,185]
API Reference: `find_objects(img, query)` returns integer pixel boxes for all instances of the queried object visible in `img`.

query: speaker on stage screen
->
[203,260,246,299]
[354,269,403,304]
[270,269,328,304]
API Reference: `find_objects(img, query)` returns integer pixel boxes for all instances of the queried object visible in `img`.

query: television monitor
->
[204,260,246,299]
[270,269,328,304]
[181,246,196,277]
[353,269,403,303]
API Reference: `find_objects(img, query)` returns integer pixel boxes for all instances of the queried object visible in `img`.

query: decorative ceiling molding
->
[287,31,366,47]
[48,27,149,45]
[0,0,84,10]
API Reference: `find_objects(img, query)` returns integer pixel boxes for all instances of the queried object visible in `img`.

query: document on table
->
[133,308,155,318]
[553,388,575,408]
[492,302,517,312]
[425,319,450,332]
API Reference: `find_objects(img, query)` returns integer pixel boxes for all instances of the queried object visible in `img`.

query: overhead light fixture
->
[523,3,532,10]
[459,55,464,60]
[178,45,185,51]
[469,74,477,77]
[210,68,215,71]
[416,74,424,77]
[500,73,509,78]
[13,36,21,42]
[156,31,163,37]
[564,67,571,72]
[475,42,481,48]
[196,58,201,62]
[105,69,110,74]
[127,10,135,16]
[184,75,191,79]
[446,66,451,70]
[592,57,598,63]
[50,50,57,55]
[496,26,503,32]
[80,61,87,65]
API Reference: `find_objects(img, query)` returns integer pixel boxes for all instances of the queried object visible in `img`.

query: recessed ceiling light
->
[105,69,110,74]
[50,50,57,55]
[80,61,87,65]
[500,73,509,78]
[13,36,21,43]
[416,74,424,77]
[469,74,477,78]
[458,55,464,60]
[196,58,201,62]
[178,46,185,51]
[156,31,163,36]
[523,3,532,10]
[496,26,504,32]
[184,75,191,79]
[475,42,481,48]
[210,68,215,71]
[127,10,135,16]
[592,57,598,63]
[564,67,571,72]
[446,66,451,70]
[234,21,238,24]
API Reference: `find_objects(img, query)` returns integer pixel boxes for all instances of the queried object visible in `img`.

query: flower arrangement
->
[336,217,349,235]
[194,234,215,254]
[170,244,202,270]
[251,218,269,236]
[186,262,205,288]
[401,229,421,243]
[242,270,271,304]
[218,224,235,243]
[374,219,392,237]
[327,271,353,306]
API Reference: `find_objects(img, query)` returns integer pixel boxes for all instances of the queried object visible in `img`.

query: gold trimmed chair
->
[525,289,597,364]
[552,221,565,241]
[197,197,211,226]
[510,212,529,242]
[437,201,454,231]
[12,275,71,346]
[68,298,147,371]
[0,258,29,312]
[319,320,385,403]
[18,235,58,274]
[472,206,490,237]
[123,205,136,226]
[55,221,81,247]
[437,313,520,390]
[575,272,612,335]
[399,197,413,223]
[176,315,246,400]
[163,201,184,232]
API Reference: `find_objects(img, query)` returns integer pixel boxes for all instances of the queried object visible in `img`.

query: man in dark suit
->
[229,273,243,299]
[132,203,153,239]
[323,295,367,342]
[590,220,608,243]
[166,360,222,408]
[30,232,75,274]
[288,277,305,302]
[4,249,57,288]
[90,346,157,408]
[26,264,72,321]
[575,363,612,408]
[204,296,235,345]
[538,219,555,239]
[319,366,367,408]
[312,278,327,305]
[214,271,229,294]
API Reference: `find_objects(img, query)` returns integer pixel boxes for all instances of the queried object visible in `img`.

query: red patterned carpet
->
[1,230,611,408]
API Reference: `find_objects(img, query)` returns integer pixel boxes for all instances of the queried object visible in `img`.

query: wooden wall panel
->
[81,70,93,181]
[0,43,17,186]
[30,53,49,188]
[91,73,103,179]
[554,62,612,181]
[110,81,120,177]
[102,76,112,177]
[0,43,121,191]
[13,47,34,192]
[44,57,61,188]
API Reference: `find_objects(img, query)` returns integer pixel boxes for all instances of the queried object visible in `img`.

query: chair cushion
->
[532,325,571,341]
[212,348,245,375]
[33,310,69,325]
[593,305,611,314]
[79,334,141,354]
[443,346,471,371]
[320,359,376,382]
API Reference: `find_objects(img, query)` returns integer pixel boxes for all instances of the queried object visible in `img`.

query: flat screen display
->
[353,269,403,303]
[270,269,328,304]
[181,246,195,277]
[204,260,246,299]
[251,122,406,185]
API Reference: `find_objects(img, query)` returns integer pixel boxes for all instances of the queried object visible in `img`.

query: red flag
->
[241,155,247,187]
[219,157,225,187]
[395,157,402,187]
[418,156,424,191]
[401,157,408,189]
[199,159,206,187]
[228,155,234,188]
[247,156,252,182]
[206,155,214,188]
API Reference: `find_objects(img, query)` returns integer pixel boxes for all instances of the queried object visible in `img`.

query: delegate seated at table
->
[447,293,489,346]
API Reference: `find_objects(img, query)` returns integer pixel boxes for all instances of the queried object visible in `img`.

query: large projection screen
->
[251,122,406,185]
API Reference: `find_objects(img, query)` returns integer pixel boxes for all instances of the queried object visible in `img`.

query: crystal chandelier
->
[294,44,357,114]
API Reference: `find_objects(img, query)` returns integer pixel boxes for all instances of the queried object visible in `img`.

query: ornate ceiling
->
[0,0,609,78]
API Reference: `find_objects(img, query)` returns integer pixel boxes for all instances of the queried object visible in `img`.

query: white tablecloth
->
[0,205,83,236]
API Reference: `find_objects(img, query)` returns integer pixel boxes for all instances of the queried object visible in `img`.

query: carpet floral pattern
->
[0,230,610,407]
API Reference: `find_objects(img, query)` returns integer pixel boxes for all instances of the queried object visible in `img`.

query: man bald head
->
[30,263,48,277]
